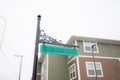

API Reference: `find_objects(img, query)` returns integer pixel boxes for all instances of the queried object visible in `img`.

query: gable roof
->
[67,35,120,45]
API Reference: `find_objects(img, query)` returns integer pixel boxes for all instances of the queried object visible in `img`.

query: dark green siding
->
[77,41,120,57]
[48,54,69,80]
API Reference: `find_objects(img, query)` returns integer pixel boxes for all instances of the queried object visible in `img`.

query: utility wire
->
[0,16,6,48]
[0,16,17,77]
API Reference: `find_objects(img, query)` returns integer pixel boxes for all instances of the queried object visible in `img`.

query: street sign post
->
[40,44,78,56]
[32,15,79,80]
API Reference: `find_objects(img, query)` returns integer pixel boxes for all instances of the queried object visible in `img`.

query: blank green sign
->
[40,44,78,56]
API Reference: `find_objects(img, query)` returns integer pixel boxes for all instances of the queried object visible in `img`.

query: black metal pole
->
[18,56,23,80]
[32,15,41,80]
[91,45,98,80]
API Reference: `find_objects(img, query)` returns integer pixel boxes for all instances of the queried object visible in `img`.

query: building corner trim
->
[76,57,81,80]
[75,40,81,80]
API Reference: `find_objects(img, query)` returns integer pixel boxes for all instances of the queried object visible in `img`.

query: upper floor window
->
[69,64,76,80]
[86,62,103,77]
[83,41,99,53]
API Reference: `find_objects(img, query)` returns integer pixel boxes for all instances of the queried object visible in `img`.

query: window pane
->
[88,70,95,75]
[87,63,94,69]
[93,47,97,52]
[73,72,75,77]
[70,73,72,78]
[96,70,102,75]
[96,63,100,69]
[72,66,75,71]
[85,46,91,51]
[70,67,72,72]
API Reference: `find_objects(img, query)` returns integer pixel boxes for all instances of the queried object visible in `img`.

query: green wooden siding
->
[48,54,69,80]
[37,62,41,73]
[77,41,120,57]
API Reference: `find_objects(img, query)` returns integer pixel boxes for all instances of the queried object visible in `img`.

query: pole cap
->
[38,15,41,18]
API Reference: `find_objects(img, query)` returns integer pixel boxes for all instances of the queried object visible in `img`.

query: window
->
[83,41,99,53]
[69,64,76,80]
[86,62,103,77]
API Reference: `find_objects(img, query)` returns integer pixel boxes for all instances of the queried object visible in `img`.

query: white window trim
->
[86,62,103,77]
[69,64,77,80]
[83,41,99,53]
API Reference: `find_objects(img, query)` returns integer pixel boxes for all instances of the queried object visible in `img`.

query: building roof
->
[67,35,120,45]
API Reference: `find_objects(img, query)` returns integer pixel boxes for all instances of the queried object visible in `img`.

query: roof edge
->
[66,35,120,45]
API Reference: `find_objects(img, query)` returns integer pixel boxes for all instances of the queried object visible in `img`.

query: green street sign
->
[40,44,78,56]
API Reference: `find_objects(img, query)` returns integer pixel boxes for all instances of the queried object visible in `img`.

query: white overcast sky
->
[0,0,120,80]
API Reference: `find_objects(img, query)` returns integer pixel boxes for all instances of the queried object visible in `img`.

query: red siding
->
[36,75,41,80]
[68,57,120,80]
[80,57,120,80]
